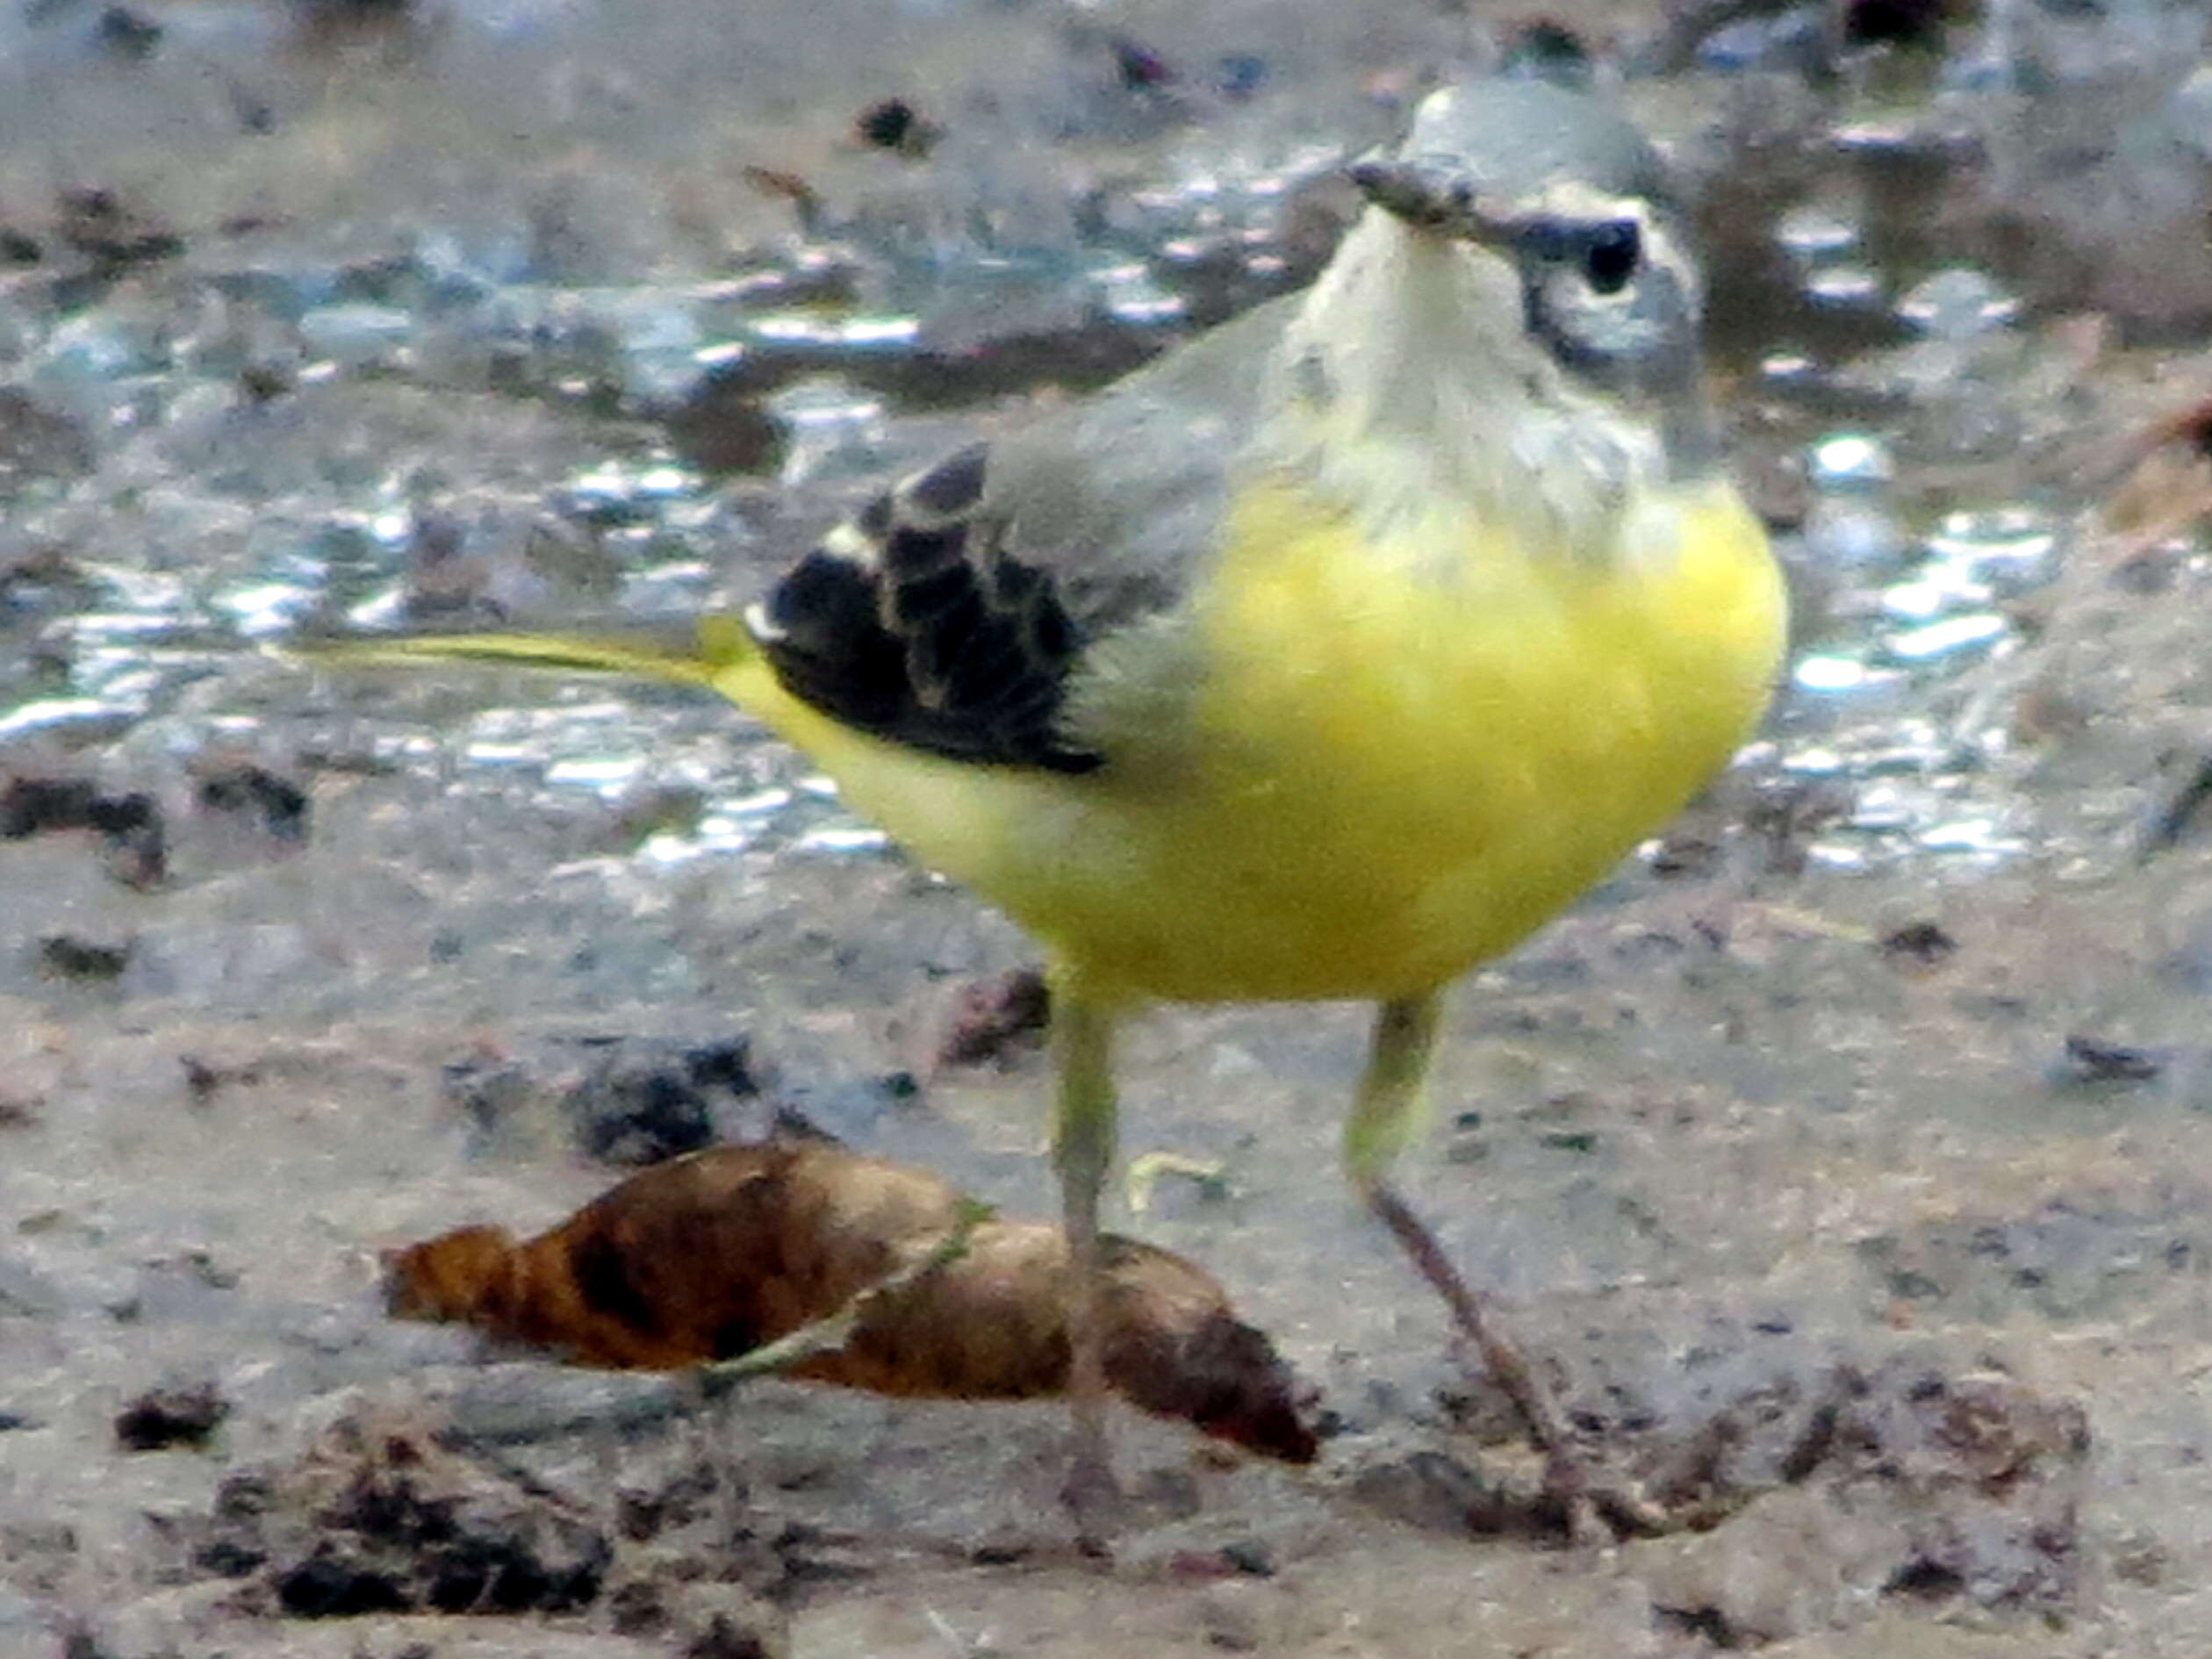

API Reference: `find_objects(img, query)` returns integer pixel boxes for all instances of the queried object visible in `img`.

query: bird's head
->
[1349,77,1706,414]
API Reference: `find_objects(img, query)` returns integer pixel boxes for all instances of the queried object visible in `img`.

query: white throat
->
[1263,208,1665,560]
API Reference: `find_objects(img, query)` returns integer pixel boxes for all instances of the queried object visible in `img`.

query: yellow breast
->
[729,472,1785,1007]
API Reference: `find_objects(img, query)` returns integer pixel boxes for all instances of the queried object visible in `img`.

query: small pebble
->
[854,98,937,158]
[115,1382,228,1451]
[196,762,310,842]
[2058,1035,2165,1087]
[39,935,130,982]
[938,967,1051,1067]
[1879,921,1957,966]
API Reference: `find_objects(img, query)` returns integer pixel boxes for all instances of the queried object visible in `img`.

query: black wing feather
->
[750,444,1102,772]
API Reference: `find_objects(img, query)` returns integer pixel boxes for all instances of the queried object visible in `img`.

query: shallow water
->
[6,1,2212,1654]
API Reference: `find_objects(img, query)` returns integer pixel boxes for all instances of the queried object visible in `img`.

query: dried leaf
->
[387,1141,1316,1463]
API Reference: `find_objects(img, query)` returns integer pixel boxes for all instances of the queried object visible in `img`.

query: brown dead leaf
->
[385,1140,1317,1464]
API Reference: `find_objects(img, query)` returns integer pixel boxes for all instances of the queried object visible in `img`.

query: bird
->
[315,74,1787,1547]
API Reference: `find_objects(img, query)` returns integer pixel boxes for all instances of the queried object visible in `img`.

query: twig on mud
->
[691,1197,992,1403]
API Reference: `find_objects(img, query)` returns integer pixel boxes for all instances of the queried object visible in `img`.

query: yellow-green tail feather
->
[289,613,758,691]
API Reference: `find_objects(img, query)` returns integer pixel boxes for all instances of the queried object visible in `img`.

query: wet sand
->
[6,0,2212,1653]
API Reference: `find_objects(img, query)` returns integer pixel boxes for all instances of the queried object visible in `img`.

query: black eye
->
[1582,219,1640,295]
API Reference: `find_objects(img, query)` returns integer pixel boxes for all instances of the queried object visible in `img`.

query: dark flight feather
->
[750,444,1103,772]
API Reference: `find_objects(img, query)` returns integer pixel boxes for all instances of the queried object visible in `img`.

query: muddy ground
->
[7,0,2212,1654]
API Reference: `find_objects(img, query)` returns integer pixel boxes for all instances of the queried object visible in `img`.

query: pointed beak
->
[1347,151,1520,244]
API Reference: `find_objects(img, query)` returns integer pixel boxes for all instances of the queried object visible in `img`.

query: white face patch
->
[1262,202,1702,564]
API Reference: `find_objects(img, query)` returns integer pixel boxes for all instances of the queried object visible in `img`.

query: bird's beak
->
[1347,151,1520,245]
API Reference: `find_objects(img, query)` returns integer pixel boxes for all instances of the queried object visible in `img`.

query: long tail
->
[294,609,996,891]
[289,613,759,694]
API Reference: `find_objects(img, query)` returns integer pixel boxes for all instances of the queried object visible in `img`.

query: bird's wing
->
[747,295,1296,774]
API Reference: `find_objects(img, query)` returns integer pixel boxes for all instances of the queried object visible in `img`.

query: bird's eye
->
[1582,220,1640,295]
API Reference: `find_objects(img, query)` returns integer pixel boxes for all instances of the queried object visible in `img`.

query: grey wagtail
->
[315,76,1786,1545]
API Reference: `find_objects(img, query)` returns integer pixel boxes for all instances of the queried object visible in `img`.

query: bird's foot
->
[1060,1447,1126,1558]
[1540,1437,1682,1547]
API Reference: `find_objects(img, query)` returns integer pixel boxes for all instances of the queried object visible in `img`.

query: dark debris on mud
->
[192,1410,615,1619]
[171,1403,829,1653]
[1357,1340,2087,1643]
[154,1318,2088,1651]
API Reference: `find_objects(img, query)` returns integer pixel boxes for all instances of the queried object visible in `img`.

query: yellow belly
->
[728,474,1785,1006]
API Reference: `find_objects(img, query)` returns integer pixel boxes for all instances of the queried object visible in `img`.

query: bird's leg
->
[1347,995,1663,1545]
[1050,973,1122,1554]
